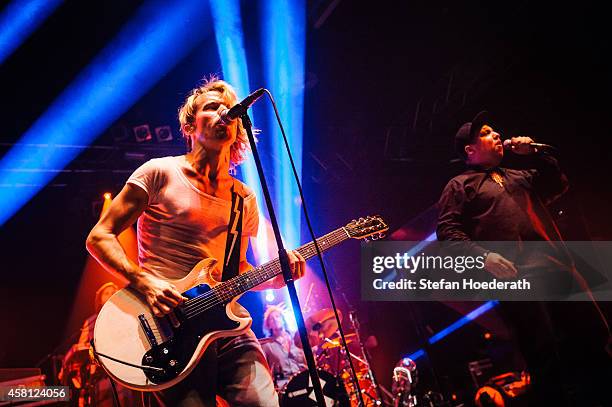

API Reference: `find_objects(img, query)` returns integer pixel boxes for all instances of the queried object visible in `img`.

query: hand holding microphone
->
[503,137,554,154]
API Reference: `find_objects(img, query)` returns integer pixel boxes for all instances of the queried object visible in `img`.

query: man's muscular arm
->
[86,183,185,317]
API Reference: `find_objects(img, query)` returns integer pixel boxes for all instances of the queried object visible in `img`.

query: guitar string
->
[180,229,355,318]
[179,227,349,311]
[180,235,348,319]
[140,224,378,338]
[181,231,348,316]
[181,231,351,318]
[180,229,347,313]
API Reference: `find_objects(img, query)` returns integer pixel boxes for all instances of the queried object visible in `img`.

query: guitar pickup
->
[138,314,158,347]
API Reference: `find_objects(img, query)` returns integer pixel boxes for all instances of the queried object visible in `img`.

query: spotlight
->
[484,332,492,340]
[133,124,152,142]
[265,290,275,302]
[103,192,112,200]
[155,126,173,142]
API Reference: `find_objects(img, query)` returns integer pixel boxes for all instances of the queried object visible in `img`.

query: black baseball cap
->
[455,111,490,159]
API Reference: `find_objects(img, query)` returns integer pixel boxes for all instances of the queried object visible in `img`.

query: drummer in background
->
[60,282,136,406]
[260,304,306,388]
[78,282,119,345]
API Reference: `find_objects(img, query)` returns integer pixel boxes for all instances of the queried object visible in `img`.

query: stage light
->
[210,0,306,308]
[209,0,271,264]
[407,349,426,361]
[154,125,173,142]
[406,301,500,361]
[484,332,492,340]
[0,0,211,226]
[283,308,298,333]
[261,0,306,250]
[133,124,152,143]
[0,0,63,65]
[103,192,112,200]
[265,290,275,302]
[428,301,499,345]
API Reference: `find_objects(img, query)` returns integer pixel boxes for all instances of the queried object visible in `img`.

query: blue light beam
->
[0,0,63,65]
[209,0,272,262]
[428,300,500,344]
[261,0,306,249]
[0,0,211,226]
[406,300,500,361]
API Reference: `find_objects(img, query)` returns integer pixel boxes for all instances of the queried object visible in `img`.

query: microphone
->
[219,88,265,124]
[503,139,555,151]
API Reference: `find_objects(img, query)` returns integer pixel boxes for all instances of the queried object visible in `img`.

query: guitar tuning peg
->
[380,233,386,239]
[371,235,379,241]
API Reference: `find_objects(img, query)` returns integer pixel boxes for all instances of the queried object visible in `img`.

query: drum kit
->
[271,308,382,407]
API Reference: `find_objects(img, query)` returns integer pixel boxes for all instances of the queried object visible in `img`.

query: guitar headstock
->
[345,216,388,241]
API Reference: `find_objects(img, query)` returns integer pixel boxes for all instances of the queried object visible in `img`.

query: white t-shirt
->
[127,155,259,280]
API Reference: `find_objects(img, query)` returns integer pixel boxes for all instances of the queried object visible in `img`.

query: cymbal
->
[320,336,354,349]
[305,308,343,340]
[293,308,343,348]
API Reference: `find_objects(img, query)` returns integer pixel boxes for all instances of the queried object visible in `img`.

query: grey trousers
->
[147,331,279,407]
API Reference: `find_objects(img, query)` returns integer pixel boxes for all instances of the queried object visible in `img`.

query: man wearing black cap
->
[436,112,610,406]
[437,111,569,271]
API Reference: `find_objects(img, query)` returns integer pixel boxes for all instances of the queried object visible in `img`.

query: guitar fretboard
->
[181,217,386,318]
[212,227,350,302]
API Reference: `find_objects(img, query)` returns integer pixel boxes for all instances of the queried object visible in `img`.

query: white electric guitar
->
[93,216,387,391]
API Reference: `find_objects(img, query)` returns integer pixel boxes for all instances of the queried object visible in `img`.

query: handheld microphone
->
[503,139,555,151]
[219,88,265,124]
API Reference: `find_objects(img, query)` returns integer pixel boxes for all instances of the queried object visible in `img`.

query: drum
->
[280,369,350,407]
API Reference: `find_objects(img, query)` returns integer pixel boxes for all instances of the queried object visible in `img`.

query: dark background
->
[1,0,610,401]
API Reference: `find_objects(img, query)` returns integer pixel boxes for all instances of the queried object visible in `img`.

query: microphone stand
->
[241,112,326,407]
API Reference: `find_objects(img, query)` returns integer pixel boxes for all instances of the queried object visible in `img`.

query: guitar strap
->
[221,185,244,281]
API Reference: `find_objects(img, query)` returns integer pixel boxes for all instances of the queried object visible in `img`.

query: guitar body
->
[93,258,251,391]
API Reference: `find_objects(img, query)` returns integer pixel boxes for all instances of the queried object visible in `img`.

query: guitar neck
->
[215,227,351,299]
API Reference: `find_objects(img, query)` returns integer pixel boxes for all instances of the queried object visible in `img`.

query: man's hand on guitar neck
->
[134,272,188,317]
[260,249,306,290]
[287,249,306,281]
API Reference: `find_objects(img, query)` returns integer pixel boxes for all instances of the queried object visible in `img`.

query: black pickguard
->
[141,284,240,384]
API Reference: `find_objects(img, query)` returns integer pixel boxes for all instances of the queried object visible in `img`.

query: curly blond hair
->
[263,303,289,336]
[178,76,251,166]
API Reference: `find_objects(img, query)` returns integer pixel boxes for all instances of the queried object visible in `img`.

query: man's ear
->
[464,144,475,157]
[182,123,194,134]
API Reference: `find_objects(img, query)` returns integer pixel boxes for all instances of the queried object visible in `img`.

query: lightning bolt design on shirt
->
[225,196,241,266]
